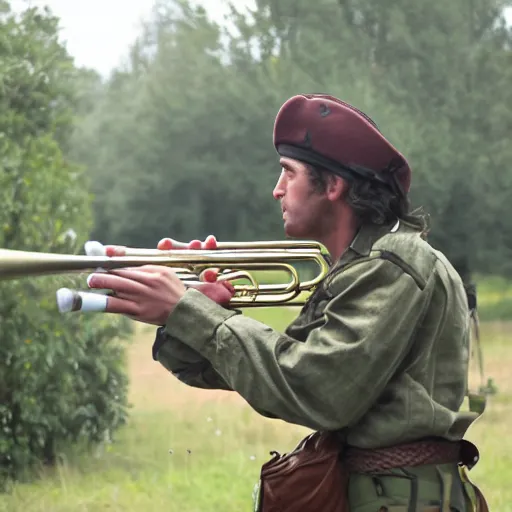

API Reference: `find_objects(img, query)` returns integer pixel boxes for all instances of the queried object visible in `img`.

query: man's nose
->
[273,175,285,200]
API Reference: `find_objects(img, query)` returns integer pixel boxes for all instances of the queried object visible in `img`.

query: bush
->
[0,278,132,488]
[0,3,133,489]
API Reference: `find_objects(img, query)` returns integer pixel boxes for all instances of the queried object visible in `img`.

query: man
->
[87,94,486,510]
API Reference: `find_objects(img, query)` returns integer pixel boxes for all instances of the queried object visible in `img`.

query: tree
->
[70,0,512,281]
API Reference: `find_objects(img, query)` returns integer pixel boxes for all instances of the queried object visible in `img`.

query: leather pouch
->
[254,431,348,512]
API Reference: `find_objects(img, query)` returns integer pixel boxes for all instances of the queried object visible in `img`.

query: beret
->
[273,94,411,195]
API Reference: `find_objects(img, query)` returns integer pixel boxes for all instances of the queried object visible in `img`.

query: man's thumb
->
[192,282,235,306]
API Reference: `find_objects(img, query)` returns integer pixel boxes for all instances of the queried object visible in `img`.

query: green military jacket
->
[153,220,479,449]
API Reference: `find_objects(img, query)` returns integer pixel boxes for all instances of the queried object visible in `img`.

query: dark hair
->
[306,164,429,233]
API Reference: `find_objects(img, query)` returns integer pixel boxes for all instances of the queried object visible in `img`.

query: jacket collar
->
[337,219,400,266]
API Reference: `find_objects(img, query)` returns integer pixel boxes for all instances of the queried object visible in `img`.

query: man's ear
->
[326,176,348,201]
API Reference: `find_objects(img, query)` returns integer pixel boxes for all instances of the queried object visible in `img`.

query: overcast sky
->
[9,1,512,77]
[10,0,255,76]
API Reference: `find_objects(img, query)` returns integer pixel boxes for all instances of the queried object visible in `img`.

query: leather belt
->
[344,438,479,474]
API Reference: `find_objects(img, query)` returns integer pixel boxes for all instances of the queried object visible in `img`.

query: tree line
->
[71,0,512,283]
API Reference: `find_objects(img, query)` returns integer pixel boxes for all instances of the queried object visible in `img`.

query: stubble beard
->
[284,197,335,241]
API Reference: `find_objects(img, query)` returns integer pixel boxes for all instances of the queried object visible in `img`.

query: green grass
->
[0,408,306,512]
[1,308,511,511]
[475,274,512,322]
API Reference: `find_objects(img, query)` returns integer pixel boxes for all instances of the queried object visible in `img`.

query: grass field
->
[1,307,511,511]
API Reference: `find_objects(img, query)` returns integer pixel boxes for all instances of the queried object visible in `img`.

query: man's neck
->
[320,216,361,262]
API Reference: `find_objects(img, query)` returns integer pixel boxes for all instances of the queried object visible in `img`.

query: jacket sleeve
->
[153,327,232,390]
[157,257,434,431]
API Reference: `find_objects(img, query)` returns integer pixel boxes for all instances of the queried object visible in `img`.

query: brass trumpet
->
[0,240,332,308]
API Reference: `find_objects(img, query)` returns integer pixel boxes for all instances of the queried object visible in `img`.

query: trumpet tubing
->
[0,241,332,307]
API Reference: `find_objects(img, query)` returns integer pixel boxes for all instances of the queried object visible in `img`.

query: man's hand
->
[87,265,235,325]
[86,235,235,324]
[87,265,186,325]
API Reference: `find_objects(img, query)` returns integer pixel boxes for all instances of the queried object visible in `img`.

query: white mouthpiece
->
[56,288,108,313]
[84,240,106,256]
[56,288,75,313]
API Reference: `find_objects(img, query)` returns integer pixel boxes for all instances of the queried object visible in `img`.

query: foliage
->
[0,2,132,488]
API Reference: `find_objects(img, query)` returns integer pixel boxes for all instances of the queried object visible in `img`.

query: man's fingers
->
[156,235,217,250]
[203,235,218,249]
[188,239,202,249]
[190,282,235,306]
[87,272,148,294]
[199,268,219,282]
[105,245,127,257]
[113,265,167,274]
[108,266,182,287]
[157,238,172,250]
[104,295,140,316]
[157,238,189,250]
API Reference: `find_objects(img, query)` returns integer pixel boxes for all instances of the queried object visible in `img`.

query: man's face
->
[272,157,334,239]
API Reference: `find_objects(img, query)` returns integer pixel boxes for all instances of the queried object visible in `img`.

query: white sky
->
[9,1,512,78]
[9,0,255,76]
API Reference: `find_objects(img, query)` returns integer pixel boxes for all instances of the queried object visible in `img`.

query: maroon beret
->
[273,94,411,195]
